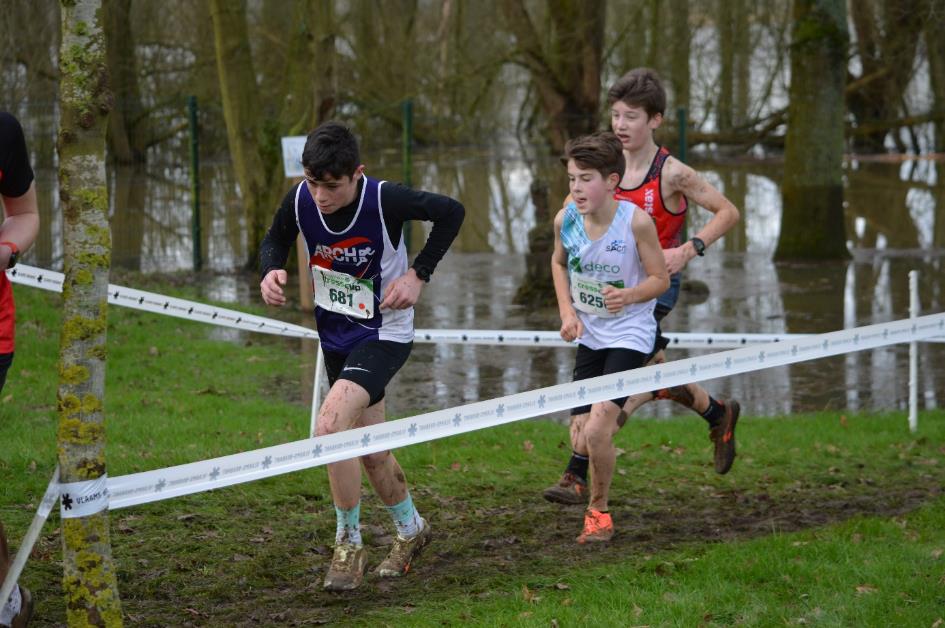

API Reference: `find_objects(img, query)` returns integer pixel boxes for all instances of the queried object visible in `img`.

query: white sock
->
[0,585,22,626]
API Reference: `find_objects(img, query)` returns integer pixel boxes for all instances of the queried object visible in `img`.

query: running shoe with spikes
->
[375,519,431,578]
[323,543,367,591]
[577,508,614,544]
[709,399,740,474]
[9,586,33,628]
[542,472,588,505]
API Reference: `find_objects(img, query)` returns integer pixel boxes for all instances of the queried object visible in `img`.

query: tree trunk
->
[775,0,849,260]
[208,0,275,268]
[501,0,605,154]
[57,1,123,625]
[103,0,145,164]
[926,5,945,153]
[669,0,690,113]
[847,0,924,152]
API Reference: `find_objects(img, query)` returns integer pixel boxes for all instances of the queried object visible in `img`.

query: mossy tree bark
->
[57,0,123,625]
[775,0,849,260]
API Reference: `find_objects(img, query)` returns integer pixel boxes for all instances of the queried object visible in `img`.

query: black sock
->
[565,452,589,483]
[701,397,725,427]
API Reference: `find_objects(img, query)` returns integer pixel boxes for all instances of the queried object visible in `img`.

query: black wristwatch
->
[0,242,18,269]
[412,265,431,283]
[689,237,706,257]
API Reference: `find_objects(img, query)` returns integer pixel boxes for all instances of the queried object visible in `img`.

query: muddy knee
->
[360,450,390,470]
[660,384,695,407]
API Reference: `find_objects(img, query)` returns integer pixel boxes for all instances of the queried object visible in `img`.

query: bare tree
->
[501,0,606,154]
[776,0,848,259]
[57,0,124,624]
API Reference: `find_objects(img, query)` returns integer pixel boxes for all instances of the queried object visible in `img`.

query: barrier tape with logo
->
[43,310,929,510]
[11,264,943,349]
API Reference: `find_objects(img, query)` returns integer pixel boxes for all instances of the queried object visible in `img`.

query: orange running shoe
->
[576,508,614,543]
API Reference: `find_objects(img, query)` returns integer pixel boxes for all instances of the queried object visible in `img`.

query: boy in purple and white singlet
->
[260,122,464,591]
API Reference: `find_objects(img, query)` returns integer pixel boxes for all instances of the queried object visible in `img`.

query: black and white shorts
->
[570,344,648,415]
[323,340,412,406]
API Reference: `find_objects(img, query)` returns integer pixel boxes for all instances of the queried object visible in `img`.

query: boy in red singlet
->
[543,68,743,508]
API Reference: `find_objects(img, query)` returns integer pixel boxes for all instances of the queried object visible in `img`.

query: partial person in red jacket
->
[0,111,40,628]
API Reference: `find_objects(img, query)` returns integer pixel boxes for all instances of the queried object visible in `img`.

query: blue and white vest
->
[295,175,414,353]
[560,200,657,352]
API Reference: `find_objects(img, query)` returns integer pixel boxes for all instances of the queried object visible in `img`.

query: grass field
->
[2,276,944,626]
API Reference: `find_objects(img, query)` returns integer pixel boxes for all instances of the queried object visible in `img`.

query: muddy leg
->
[358,400,408,506]
[585,401,623,512]
[316,380,371,509]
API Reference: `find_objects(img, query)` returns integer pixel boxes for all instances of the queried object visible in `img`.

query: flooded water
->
[24,149,945,420]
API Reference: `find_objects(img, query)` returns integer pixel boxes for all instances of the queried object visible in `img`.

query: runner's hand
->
[261,269,288,306]
[380,269,424,310]
[662,245,694,274]
[601,285,630,313]
[560,309,583,342]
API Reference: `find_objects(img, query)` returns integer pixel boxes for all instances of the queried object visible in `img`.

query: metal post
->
[188,95,202,271]
[401,100,413,250]
[908,270,918,433]
[0,467,59,609]
[310,344,325,438]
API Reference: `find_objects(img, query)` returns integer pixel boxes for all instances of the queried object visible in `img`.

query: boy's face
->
[610,101,662,153]
[304,165,365,214]
[567,160,618,215]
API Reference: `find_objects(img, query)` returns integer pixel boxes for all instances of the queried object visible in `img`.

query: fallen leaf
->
[2,394,11,403]
[931,549,943,559]
[840,415,848,427]
[561,598,573,607]
[633,604,644,617]
[523,440,534,452]
[930,619,943,628]
[855,584,878,595]
[551,620,560,628]
[148,346,159,356]
[522,585,541,603]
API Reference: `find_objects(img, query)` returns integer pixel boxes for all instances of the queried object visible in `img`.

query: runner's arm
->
[379,182,465,281]
[552,209,582,341]
[259,186,302,279]
[661,156,739,272]
[259,186,301,307]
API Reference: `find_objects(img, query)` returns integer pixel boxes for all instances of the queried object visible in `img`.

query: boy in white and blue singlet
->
[260,122,464,590]
[551,132,669,543]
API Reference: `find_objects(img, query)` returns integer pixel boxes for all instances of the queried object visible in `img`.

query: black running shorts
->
[323,340,412,407]
[570,344,648,415]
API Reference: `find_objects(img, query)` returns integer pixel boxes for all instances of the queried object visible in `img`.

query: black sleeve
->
[0,112,34,198]
[259,185,301,279]
[380,182,465,279]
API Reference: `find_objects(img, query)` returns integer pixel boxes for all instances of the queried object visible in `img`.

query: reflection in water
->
[22,152,945,420]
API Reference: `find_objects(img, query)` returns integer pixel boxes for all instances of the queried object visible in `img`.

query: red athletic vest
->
[614,146,687,249]
[0,273,13,353]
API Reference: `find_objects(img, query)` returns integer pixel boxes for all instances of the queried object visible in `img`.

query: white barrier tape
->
[59,475,109,519]
[106,311,945,510]
[8,265,318,340]
[12,264,944,348]
[0,467,59,608]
